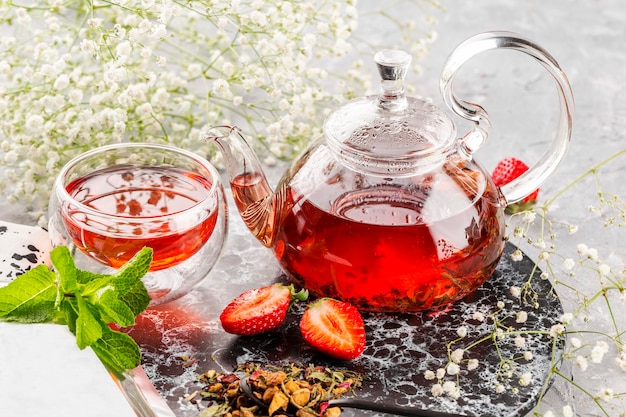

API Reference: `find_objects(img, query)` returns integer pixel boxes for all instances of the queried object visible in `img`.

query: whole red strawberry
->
[299,298,366,360]
[220,284,308,336]
[492,157,539,212]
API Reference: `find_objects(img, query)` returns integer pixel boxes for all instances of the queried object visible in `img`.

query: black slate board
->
[130,243,563,417]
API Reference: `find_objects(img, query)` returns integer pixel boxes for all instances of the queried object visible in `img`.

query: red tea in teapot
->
[231,162,506,312]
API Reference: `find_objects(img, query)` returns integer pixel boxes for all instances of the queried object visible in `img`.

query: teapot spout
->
[205,126,276,247]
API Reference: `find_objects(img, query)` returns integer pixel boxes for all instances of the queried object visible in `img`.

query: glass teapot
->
[207,31,574,312]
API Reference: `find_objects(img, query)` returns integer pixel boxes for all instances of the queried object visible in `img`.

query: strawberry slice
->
[492,157,539,212]
[299,298,366,360]
[220,284,307,336]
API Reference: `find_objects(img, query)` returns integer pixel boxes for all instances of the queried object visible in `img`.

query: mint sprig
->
[0,246,153,376]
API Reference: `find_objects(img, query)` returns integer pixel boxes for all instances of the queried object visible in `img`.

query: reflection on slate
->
[131,243,563,417]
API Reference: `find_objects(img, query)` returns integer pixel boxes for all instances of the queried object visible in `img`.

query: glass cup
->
[48,143,227,306]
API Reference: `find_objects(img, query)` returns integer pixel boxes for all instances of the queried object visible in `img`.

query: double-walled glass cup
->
[48,143,227,306]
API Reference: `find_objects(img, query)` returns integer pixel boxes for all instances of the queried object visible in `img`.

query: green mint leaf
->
[80,273,113,296]
[112,247,153,296]
[91,326,141,376]
[75,295,103,350]
[0,245,153,375]
[59,298,78,334]
[94,288,137,327]
[119,281,151,317]
[77,269,108,285]
[50,246,77,293]
[0,265,57,322]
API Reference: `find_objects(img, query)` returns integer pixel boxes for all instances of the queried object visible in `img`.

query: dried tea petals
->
[284,379,301,394]
[268,391,289,415]
[323,407,342,417]
[263,386,281,403]
[264,371,288,387]
[191,362,362,417]
[290,388,311,407]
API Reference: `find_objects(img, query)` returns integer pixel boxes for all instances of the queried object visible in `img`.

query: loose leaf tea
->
[189,362,363,417]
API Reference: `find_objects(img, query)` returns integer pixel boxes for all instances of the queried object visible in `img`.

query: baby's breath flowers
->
[501,149,626,416]
[0,0,442,222]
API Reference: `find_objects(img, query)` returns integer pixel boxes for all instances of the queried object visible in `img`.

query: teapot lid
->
[325,50,457,176]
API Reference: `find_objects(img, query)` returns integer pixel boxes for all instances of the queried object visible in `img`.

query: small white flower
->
[317,21,329,33]
[518,372,532,386]
[155,55,167,67]
[250,10,267,26]
[559,313,573,324]
[3,150,18,164]
[446,363,460,375]
[80,39,97,54]
[436,368,446,379]
[543,411,555,417]
[523,210,536,223]
[467,358,479,371]
[497,301,505,309]
[596,387,614,401]
[562,405,574,417]
[516,311,528,323]
[584,247,598,261]
[562,258,576,271]
[442,380,456,393]
[523,351,533,361]
[615,351,626,371]
[515,335,526,348]
[26,115,45,132]
[135,102,153,117]
[575,355,588,371]
[591,341,609,363]
[510,286,521,298]
[473,311,485,322]
[424,370,435,380]
[211,78,232,98]
[550,324,565,338]
[598,263,611,276]
[431,384,444,397]
[116,41,132,62]
[456,326,467,338]
[568,225,578,234]
[494,382,505,394]
[451,349,464,364]
[510,249,523,262]
[53,74,70,90]
[570,337,582,348]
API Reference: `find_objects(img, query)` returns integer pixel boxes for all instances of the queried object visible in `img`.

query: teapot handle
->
[440,31,574,205]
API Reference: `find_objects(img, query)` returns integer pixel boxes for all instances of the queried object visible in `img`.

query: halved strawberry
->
[492,157,539,213]
[220,284,308,336]
[299,298,366,360]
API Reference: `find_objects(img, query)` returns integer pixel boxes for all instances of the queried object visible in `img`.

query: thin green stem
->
[553,368,611,417]
[543,148,626,208]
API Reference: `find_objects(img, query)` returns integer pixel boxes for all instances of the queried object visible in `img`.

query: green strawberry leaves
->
[0,245,153,377]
